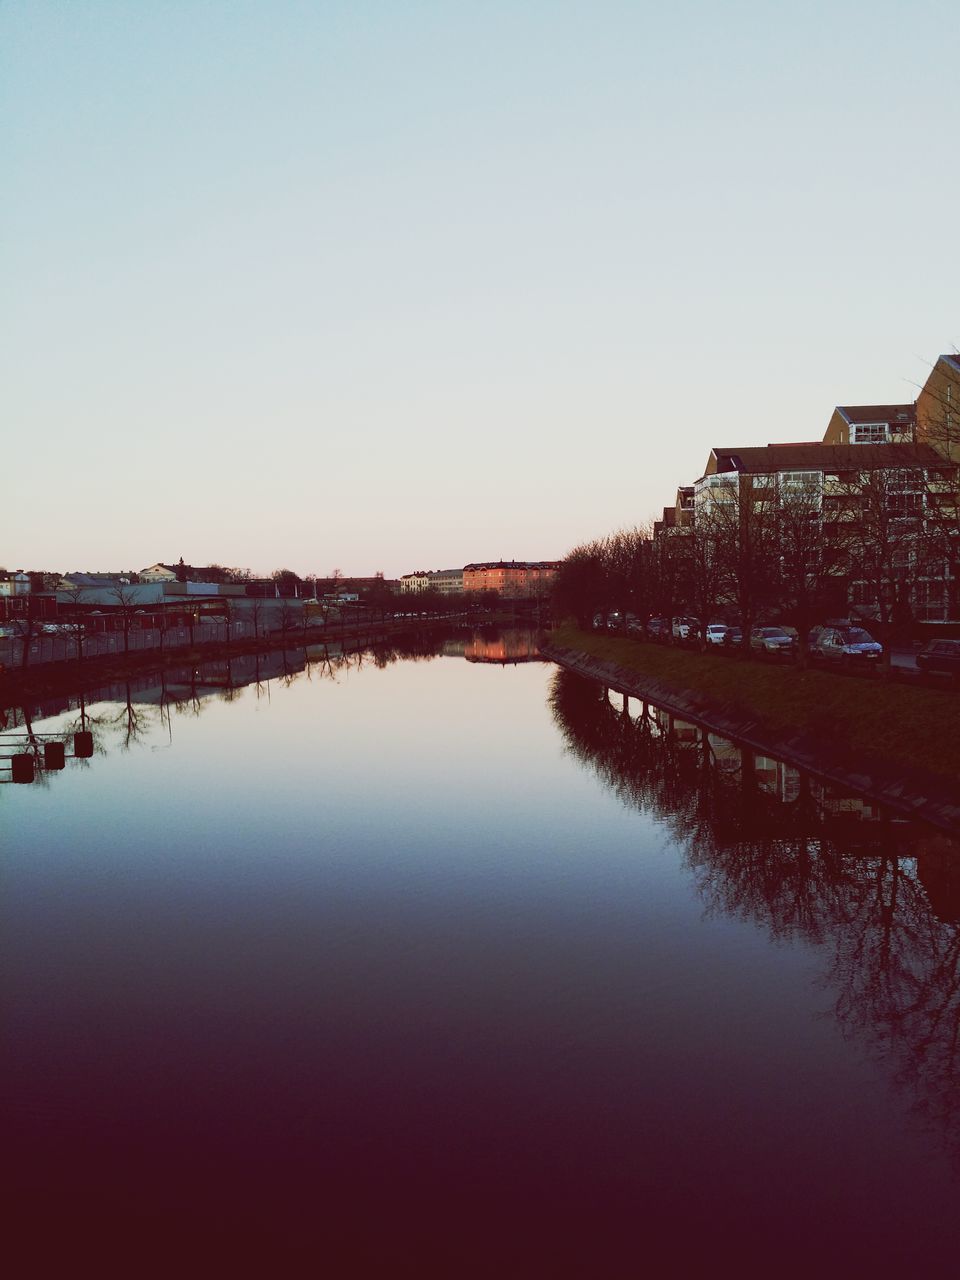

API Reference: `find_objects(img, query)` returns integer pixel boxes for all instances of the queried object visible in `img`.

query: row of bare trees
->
[554,467,960,664]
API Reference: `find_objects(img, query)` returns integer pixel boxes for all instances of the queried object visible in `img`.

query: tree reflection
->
[110,681,153,749]
[548,667,960,1164]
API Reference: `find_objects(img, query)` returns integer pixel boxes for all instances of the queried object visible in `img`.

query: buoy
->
[12,754,35,784]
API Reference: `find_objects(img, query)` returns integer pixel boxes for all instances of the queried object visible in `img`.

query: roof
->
[710,442,945,475]
[61,572,131,586]
[836,404,916,425]
[463,561,560,571]
[940,353,960,374]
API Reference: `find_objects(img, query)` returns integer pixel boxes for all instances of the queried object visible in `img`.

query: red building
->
[462,561,560,598]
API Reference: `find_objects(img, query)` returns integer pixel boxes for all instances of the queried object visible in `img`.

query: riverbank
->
[0,619,410,705]
[542,625,960,833]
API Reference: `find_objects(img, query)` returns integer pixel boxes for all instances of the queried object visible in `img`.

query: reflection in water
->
[550,668,960,1164]
[6,639,960,1268]
[2,627,503,787]
[461,627,544,664]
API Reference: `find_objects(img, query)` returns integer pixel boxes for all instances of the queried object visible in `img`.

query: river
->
[4,628,960,1272]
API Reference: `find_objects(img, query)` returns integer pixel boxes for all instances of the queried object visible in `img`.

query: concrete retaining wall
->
[541,641,960,836]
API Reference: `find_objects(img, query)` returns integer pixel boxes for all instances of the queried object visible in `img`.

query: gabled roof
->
[940,353,960,374]
[710,442,944,475]
[836,404,916,425]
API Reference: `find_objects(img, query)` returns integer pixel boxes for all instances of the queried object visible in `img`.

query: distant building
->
[140,563,183,583]
[462,561,559,598]
[140,560,213,584]
[0,572,32,596]
[398,569,464,595]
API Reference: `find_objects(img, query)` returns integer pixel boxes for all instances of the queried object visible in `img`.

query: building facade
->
[462,561,560,597]
[690,439,959,622]
[398,569,464,595]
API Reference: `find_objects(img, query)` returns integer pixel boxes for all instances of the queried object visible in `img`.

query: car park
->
[750,626,796,657]
[812,626,883,665]
[705,624,730,646]
[916,639,960,677]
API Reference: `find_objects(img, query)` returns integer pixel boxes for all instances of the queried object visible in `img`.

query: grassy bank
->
[552,624,960,785]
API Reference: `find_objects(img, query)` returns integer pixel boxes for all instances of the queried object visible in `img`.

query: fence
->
[0,620,271,669]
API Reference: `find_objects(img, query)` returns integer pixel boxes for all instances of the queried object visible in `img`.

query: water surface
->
[4,634,960,1271]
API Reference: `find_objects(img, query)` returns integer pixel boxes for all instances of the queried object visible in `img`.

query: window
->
[853,423,889,444]
[779,471,822,505]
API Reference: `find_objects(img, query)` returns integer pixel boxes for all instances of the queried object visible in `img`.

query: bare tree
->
[249,597,266,640]
[775,483,856,667]
[58,586,92,663]
[703,475,780,655]
[109,583,143,655]
[8,611,45,669]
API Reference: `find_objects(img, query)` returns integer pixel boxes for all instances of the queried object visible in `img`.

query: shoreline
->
[541,630,960,835]
[0,618,421,706]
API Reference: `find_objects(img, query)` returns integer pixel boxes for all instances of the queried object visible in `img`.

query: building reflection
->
[550,667,960,1163]
[460,628,544,664]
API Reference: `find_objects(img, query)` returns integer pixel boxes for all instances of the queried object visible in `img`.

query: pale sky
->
[3,0,958,577]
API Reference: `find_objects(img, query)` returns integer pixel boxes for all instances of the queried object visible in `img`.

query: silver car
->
[750,626,796,656]
[813,627,883,664]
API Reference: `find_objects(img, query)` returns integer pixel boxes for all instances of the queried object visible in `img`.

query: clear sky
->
[3,0,957,577]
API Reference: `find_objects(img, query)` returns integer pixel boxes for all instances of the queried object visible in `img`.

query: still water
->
[4,631,960,1271]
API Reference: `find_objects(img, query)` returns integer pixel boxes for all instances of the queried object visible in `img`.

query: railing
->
[0,620,265,669]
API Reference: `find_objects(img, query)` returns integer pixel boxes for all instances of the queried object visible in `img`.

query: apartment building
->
[690,438,958,621]
[462,561,560,597]
[917,353,960,463]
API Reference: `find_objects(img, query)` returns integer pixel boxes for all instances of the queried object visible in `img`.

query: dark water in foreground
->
[4,631,960,1272]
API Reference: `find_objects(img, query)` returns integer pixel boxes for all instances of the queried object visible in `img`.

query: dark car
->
[646,617,669,640]
[916,639,960,676]
[723,627,743,647]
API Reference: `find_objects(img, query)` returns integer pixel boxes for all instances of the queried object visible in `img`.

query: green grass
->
[552,624,960,784]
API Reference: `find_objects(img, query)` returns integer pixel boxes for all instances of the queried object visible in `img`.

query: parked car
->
[705,624,730,646]
[646,617,669,640]
[626,616,645,636]
[723,627,743,647]
[672,616,700,641]
[916,639,960,677]
[750,626,796,657]
[812,626,883,665]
